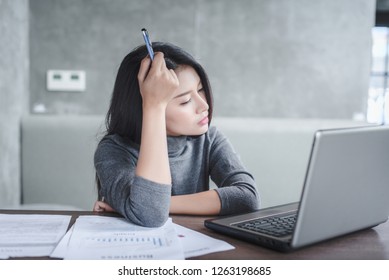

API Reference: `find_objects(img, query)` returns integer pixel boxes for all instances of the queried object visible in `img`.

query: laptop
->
[205,125,389,252]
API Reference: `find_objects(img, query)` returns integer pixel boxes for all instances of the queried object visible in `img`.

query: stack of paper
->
[0,214,234,259]
[52,216,185,259]
[51,216,234,259]
[0,214,71,259]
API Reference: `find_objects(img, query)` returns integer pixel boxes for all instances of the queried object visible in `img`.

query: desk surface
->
[1,209,388,260]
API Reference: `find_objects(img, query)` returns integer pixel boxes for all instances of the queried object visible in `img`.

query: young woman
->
[93,42,259,227]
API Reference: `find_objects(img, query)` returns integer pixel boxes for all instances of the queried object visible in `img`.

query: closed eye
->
[180,99,192,105]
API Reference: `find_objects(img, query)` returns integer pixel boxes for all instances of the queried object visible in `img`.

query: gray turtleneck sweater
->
[94,125,260,227]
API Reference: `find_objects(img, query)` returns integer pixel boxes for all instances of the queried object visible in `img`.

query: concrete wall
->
[29,0,375,118]
[0,0,29,207]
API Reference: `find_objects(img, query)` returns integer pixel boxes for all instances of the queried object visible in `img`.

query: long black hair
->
[105,42,214,144]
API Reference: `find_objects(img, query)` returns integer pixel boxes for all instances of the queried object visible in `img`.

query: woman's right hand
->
[137,52,179,110]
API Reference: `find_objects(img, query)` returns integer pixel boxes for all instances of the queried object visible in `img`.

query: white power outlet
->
[47,70,86,92]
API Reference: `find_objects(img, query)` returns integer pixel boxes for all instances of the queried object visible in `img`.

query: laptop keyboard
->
[234,213,297,237]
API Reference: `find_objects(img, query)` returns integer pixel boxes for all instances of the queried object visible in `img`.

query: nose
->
[196,94,209,114]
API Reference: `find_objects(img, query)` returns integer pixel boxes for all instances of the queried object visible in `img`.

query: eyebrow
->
[174,91,191,99]
[174,81,202,99]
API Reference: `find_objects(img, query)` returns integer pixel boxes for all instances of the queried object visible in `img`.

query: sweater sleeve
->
[209,128,260,215]
[94,136,171,227]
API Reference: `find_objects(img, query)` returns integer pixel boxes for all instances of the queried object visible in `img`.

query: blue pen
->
[141,28,154,61]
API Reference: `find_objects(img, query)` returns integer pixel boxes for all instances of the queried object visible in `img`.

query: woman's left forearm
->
[169,190,221,215]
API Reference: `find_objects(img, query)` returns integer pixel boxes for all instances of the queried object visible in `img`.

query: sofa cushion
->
[21,115,105,210]
[212,118,366,207]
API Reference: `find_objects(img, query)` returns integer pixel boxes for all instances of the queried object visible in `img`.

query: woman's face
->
[165,66,209,136]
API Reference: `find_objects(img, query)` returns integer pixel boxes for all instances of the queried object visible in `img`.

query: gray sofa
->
[20,115,364,210]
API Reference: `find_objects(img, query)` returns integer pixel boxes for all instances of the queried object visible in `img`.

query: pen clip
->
[141,28,154,60]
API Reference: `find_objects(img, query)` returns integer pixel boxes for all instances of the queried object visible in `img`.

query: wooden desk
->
[1,209,388,259]
[173,215,389,260]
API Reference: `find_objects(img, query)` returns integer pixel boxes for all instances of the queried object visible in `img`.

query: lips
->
[198,116,209,126]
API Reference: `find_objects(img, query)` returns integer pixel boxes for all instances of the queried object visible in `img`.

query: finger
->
[93,201,103,212]
[137,56,152,83]
[169,69,178,83]
[99,201,115,212]
[152,52,166,72]
[93,201,110,212]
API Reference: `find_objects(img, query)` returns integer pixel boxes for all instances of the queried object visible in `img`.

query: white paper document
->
[174,224,234,258]
[56,216,185,260]
[52,215,234,259]
[0,214,71,259]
